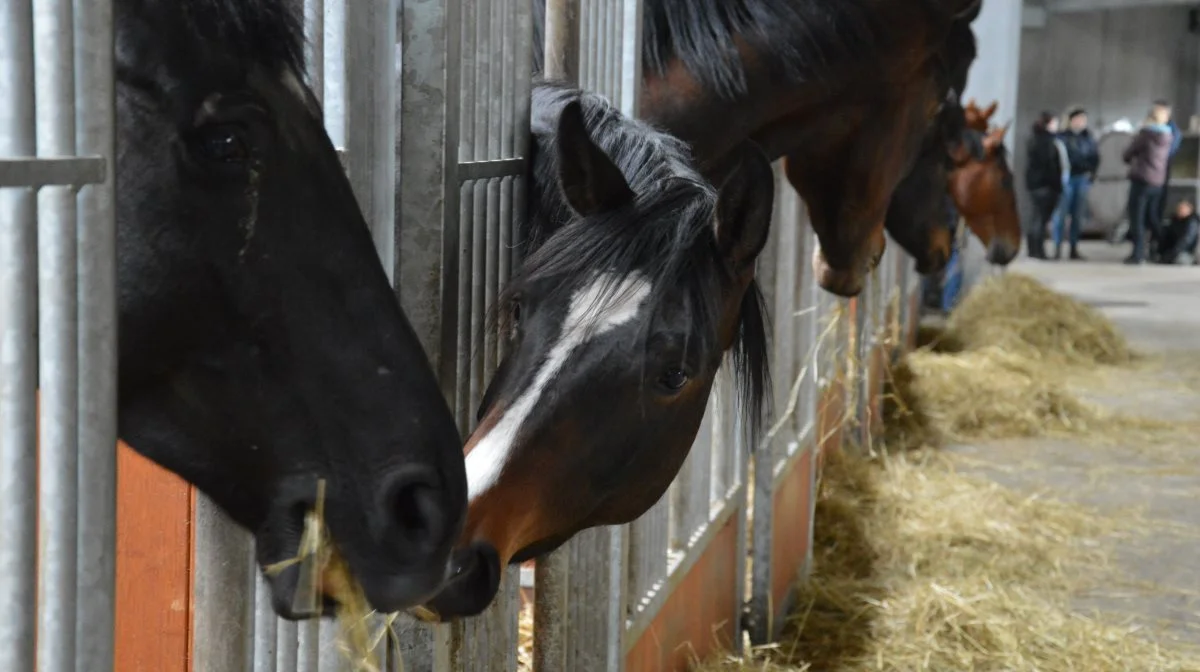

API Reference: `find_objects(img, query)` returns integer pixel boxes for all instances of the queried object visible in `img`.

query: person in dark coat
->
[1024,111,1065,259]
[1052,108,1100,260]
[1157,199,1199,265]
[1122,104,1175,264]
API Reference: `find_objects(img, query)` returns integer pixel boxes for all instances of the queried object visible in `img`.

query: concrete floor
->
[946,239,1200,647]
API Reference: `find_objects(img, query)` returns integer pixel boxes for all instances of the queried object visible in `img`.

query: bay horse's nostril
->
[379,466,447,556]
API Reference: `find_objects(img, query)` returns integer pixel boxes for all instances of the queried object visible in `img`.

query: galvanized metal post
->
[346,0,398,285]
[534,1,579,669]
[33,0,82,668]
[543,0,579,82]
[0,0,40,669]
[73,0,118,669]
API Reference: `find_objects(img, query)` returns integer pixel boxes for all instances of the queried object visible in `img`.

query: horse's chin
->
[812,237,886,298]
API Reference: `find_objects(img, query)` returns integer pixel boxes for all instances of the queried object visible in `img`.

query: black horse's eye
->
[195,124,249,163]
[659,368,689,392]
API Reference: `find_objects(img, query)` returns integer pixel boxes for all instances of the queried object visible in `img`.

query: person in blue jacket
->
[1052,108,1100,261]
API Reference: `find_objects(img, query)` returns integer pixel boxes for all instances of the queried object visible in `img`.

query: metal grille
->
[0,1,117,671]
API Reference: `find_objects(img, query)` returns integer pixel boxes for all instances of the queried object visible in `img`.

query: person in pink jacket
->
[1122,103,1175,264]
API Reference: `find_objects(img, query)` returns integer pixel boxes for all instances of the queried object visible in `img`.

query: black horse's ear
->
[714,141,774,275]
[556,99,634,217]
[948,0,981,21]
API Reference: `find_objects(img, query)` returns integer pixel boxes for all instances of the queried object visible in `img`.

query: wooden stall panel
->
[625,514,741,672]
[769,447,815,612]
[114,443,193,672]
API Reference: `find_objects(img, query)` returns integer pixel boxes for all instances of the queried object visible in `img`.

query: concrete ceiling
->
[1025,0,1199,13]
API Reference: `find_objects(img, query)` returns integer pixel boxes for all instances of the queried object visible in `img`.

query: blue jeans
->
[1126,179,1164,261]
[1052,174,1090,248]
[941,246,963,311]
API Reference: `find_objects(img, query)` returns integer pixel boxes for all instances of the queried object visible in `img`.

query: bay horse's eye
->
[659,368,689,393]
[195,124,249,163]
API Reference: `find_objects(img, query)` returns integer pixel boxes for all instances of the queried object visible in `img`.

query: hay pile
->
[698,448,1200,672]
[941,273,1134,366]
[885,274,1147,450]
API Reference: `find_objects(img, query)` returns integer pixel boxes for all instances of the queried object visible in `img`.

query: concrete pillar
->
[959,0,1025,298]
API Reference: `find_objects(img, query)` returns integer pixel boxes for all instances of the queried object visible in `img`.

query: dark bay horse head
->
[947,123,1022,264]
[883,14,979,276]
[114,0,466,617]
[423,82,774,619]
[587,0,985,298]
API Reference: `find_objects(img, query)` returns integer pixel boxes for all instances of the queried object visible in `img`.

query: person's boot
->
[1053,243,1062,260]
[1069,245,1085,261]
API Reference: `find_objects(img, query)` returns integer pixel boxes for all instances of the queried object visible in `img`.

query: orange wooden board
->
[625,514,740,672]
[770,447,815,613]
[115,442,194,672]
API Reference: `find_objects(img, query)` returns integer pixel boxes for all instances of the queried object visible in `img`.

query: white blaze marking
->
[465,273,653,502]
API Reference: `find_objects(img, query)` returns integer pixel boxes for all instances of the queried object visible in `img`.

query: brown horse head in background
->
[947,122,1022,264]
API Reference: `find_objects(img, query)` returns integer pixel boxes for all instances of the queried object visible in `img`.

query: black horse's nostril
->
[379,466,446,554]
[425,542,503,620]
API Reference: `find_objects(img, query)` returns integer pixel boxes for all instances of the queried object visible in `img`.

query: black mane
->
[117,0,307,80]
[508,81,771,439]
[533,0,957,100]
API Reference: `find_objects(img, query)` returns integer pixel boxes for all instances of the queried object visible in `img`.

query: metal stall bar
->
[295,2,326,669]
[539,3,643,668]
[533,1,580,669]
[33,0,81,668]
[304,0,326,104]
[73,0,119,667]
[0,0,40,669]
[393,0,463,664]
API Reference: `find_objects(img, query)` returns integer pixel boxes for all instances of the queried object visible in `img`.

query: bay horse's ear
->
[982,122,1011,153]
[981,101,999,121]
[555,99,634,217]
[714,141,774,274]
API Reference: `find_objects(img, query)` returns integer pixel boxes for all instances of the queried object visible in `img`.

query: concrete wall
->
[960,0,1025,294]
[1014,5,1200,182]
[964,0,1024,149]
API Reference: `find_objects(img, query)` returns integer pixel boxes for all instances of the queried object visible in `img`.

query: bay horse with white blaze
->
[423,82,775,619]
[115,0,467,617]
[533,0,985,296]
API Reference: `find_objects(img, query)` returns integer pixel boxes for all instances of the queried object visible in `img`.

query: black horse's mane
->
[118,0,307,77]
[533,0,960,100]
[507,81,770,440]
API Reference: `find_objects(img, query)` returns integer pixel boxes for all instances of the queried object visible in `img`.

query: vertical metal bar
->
[345,0,397,280]
[543,0,580,81]
[192,506,256,672]
[296,620,320,672]
[482,0,503,376]
[253,572,279,672]
[33,0,80,667]
[304,0,326,104]
[322,0,346,147]
[74,0,118,666]
[317,618,344,672]
[468,0,489,415]
[532,556,568,672]
[277,620,299,671]
[453,0,477,432]
[0,0,39,669]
